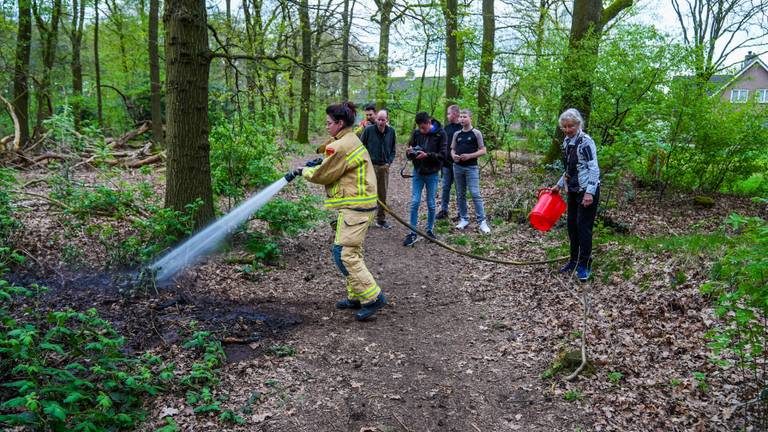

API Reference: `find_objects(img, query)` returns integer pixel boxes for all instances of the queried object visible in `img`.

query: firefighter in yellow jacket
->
[284,101,387,321]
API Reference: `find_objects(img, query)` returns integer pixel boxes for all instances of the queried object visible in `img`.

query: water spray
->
[149,177,290,283]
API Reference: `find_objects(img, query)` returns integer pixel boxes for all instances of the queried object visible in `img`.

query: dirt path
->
[11,152,765,431]
[174,158,589,431]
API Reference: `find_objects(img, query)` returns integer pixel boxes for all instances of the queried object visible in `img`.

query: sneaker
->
[436,210,448,220]
[426,230,437,241]
[355,293,387,321]
[456,219,469,230]
[479,220,491,234]
[336,298,361,309]
[559,261,577,274]
[577,265,591,282]
[403,233,420,247]
[375,220,393,229]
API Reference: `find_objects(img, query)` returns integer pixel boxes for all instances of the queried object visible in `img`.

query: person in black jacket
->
[403,112,447,247]
[437,104,461,220]
[360,110,396,229]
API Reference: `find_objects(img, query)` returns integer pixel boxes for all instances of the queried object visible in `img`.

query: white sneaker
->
[479,221,491,234]
[456,219,470,230]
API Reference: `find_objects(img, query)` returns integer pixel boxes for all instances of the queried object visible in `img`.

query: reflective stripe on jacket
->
[302,127,378,210]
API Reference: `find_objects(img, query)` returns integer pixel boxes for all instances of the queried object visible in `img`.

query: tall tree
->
[544,0,633,162]
[297,0,311,143]
[340,0,355,101]
[163,0,215,226]
[94,0,103,127]
[69,0,86,130]
[374,0,393,108]
[372,0,407,109]
[443,0,460,107]
[149,0,163,144]
[33,0,63,134]
[476,0,494,131]
[12,0,32,148]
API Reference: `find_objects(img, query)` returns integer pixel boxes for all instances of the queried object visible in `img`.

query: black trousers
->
[566,187,599,266]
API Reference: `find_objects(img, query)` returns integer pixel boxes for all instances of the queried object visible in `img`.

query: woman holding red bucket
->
[550,108,600,282]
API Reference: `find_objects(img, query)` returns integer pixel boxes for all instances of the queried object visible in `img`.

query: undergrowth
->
[0,280,245,430]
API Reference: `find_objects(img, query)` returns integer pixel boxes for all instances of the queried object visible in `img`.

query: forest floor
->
[9,147,768,432]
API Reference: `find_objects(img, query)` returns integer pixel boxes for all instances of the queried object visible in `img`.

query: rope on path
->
[377,200,568,266]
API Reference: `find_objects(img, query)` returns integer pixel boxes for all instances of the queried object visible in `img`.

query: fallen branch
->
[0,94,21,152]
[125,152,164,168]
[105,121,151,149]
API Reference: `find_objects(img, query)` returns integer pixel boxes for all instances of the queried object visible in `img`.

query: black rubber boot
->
[355,294,387,321]
[336,298,361,309]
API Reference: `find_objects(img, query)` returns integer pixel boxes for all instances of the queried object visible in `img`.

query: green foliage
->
[0,285,172,430]
[563,390,582,401]
[244,232,281,265]
[0,169,20,248]
[255,195,325,236]
[267,344,296,358]
[608,371,624,384]
[50,175,199,266]
[702,213,768,402]
[120,201,201,264]
[209,113,283,201]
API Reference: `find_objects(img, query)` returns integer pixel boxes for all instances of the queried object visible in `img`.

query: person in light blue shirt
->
[551,108,600,282]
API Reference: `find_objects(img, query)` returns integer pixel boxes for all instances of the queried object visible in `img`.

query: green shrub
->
[0,285,173,430]
[0,169,20,248]
[244,232,281,265]
[255,195,325,236]
[702,211,768,409]
[209,113,283,201]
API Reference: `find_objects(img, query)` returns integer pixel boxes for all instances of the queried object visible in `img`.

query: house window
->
[730,89,749,103]
[757,89,768,103]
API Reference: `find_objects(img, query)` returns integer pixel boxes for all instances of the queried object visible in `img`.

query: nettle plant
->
[0,288,174,430]
[702,210,768,411]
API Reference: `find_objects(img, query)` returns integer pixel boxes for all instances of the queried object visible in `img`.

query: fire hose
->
[377,199,569,266]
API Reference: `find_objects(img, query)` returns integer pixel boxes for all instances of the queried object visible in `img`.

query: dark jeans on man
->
[373,164,390,223]
[566,187,599,266]
[439,165,454,213]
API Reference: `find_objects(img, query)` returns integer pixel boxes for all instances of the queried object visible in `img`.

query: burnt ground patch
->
[6,268,303,362]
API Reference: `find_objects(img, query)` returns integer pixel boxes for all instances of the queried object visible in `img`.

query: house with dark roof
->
[352,72,445,106]
[713,52,768,105]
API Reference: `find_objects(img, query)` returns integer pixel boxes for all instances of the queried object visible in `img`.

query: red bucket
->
[529,188,566,231]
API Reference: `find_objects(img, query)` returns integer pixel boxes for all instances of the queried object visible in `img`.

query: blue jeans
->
[410,171,439,234]
[440,165,454,213]
[453,164,486,223]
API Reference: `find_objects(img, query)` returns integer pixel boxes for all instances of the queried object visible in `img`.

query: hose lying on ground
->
[377,200,568,266]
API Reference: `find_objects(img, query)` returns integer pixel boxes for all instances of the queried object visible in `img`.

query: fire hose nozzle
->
[284,168,302,182]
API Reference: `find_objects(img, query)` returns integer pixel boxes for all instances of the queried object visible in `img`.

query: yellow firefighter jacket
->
[302,127,378,210]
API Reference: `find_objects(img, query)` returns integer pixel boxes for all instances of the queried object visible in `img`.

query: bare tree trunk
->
[163,0,214,226]
[70,0,86,131]
[297,0,311,144]
[477,0,494,130]
[340,0,354,101]
[443,0,459,107]
[94,0,103,127]
[12,0,32,148]
[374,0,393,109]
[33,0,63,135]
[149,0,163,145]
[544,0,632,163]
[415,37,430,112]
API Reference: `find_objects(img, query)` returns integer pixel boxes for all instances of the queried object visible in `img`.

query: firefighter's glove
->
[284,168,302,182]
[305,157,323,167]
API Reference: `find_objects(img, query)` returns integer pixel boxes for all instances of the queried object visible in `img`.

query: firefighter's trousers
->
[333,208,381,305]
